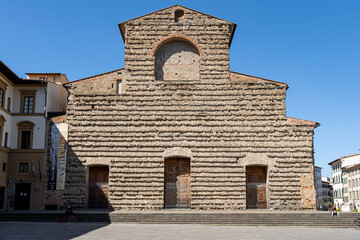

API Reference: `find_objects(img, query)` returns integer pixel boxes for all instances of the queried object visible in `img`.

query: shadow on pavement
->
[0,222,110,240]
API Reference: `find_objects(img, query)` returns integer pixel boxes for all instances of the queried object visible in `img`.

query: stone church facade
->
[59,5,319,210]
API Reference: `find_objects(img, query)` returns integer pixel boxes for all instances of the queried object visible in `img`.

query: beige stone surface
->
[60,5,317,211]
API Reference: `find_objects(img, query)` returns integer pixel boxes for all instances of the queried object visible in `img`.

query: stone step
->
[0,212,357,228]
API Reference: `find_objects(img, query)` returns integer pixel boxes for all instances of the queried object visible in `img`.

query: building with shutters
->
[329,153,360,208]
[53,5,319,210]
[343,161,360,210]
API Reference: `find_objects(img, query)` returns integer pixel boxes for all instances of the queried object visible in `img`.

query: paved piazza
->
[0,222,358,240]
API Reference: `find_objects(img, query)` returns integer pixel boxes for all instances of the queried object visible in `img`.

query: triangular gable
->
[68,68,124,85]
[118,4,236,45]
[230,71,288,88]
[119,4,233,25]
[286,117,320,129]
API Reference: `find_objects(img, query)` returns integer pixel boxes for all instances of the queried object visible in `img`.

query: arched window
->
[155,41,200,81]
[17,121,34,149]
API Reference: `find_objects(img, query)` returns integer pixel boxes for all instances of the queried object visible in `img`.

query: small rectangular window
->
[2,163,5,172]
[7,97,11,112]
[19,162,28,172]
[4,132,8,148]
[116,80,122,95]
[21,131,31,149]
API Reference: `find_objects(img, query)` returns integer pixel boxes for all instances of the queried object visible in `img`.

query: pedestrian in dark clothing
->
[331,205,339,217]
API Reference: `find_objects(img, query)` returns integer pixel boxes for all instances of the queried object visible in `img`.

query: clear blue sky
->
[1,0,359,177]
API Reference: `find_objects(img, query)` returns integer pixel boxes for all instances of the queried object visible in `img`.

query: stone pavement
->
[0,222,359,240]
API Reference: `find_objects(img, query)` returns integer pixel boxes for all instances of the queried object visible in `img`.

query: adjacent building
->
[44,5,319,211]
[329,158,343,207]
[321,176,333,205]
[329,153,360,208]
[342,160,360,209]
[0,60,68,210]
[314,166,322,210]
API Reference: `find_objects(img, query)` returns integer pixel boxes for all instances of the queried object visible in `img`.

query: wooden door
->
[246,186,257,208]
[257,186,266,209]
[165,158,190,208]
[14,183,31,210]
[246,166,267,209]
[165,160,177,207]
[88,166,109,208]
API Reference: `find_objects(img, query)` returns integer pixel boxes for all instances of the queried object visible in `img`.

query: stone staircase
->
[0,211,358,227]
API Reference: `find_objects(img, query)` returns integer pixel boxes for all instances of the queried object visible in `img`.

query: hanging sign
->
[56,123,68,190]
[48,123,68,190]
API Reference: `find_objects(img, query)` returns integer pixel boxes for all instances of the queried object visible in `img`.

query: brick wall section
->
[69,69,124,95]
[63,5,317,210]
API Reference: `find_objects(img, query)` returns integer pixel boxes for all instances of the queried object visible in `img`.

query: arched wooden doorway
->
[246,166,267,209]
[88,166,109,208]
[164,158,191,208]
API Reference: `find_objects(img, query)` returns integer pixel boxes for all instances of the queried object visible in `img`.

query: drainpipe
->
[40,80,48,210]
[40,80,48,119]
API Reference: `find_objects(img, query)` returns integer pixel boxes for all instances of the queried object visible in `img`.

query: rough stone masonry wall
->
[63,6,316,210]
[155,41,200,80]
[66,73,315,210]
[123,6,231,84]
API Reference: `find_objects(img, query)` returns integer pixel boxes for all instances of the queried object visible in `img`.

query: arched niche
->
[155,40,200,81]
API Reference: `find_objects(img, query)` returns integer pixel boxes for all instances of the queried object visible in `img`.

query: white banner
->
[56,123,68,190]
[49,124,59,189]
